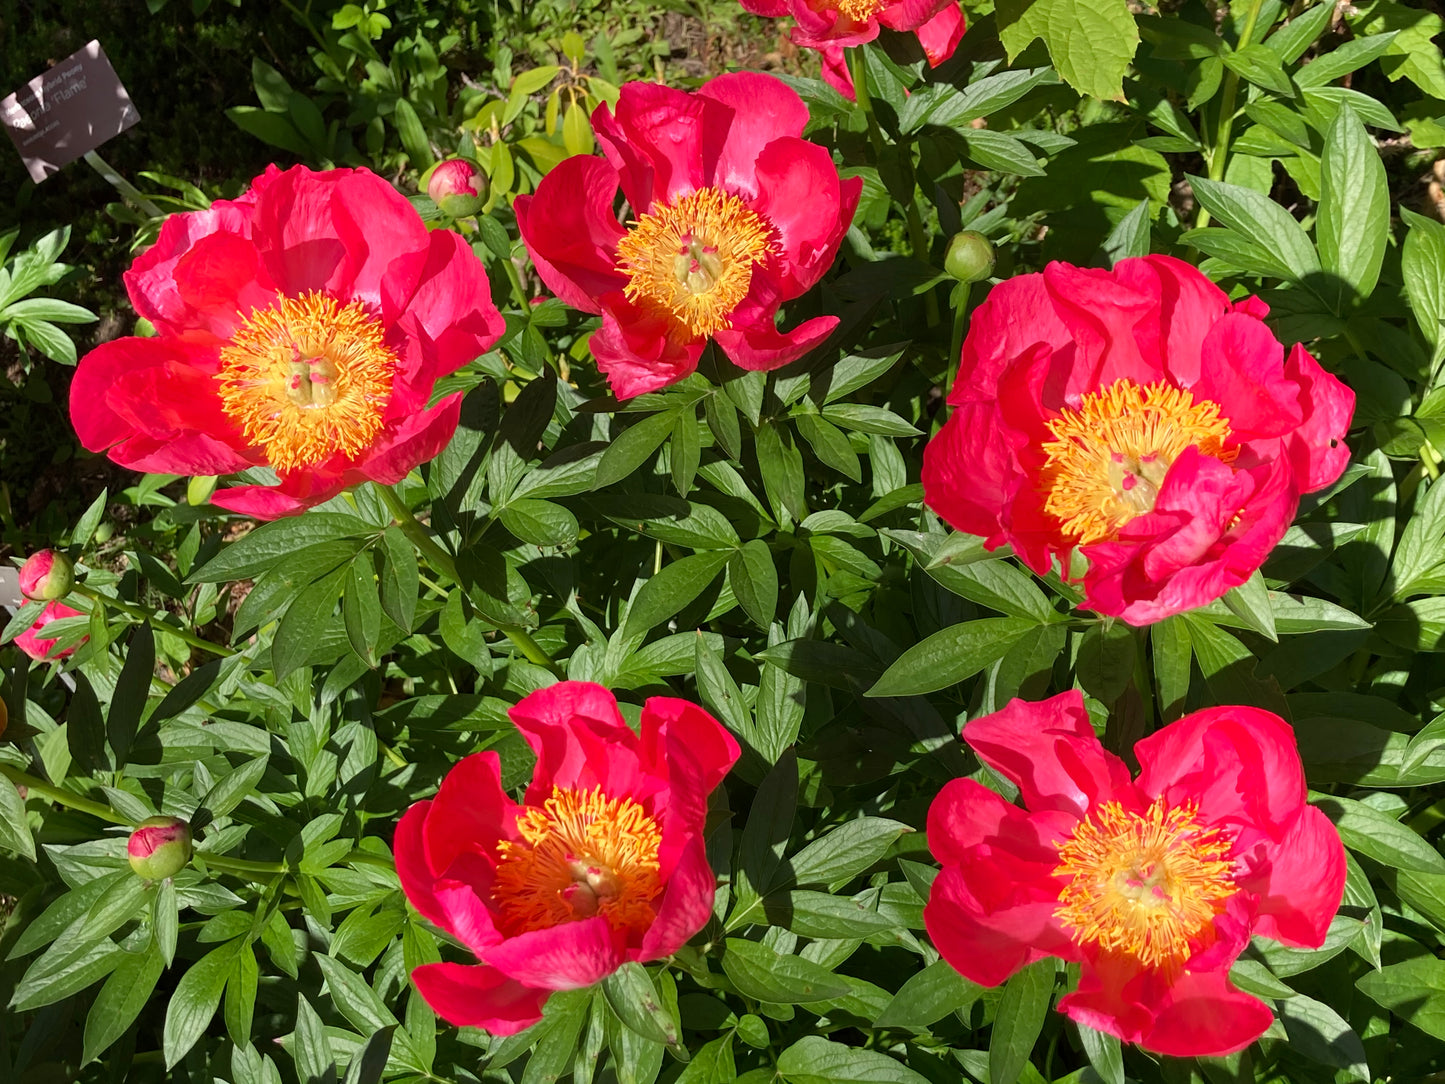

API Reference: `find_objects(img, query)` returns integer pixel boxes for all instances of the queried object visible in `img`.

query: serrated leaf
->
[997,0,1139,101]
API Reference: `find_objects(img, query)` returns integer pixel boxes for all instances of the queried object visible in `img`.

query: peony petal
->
[1243,804,1346,949]
[1282,343,1354,493]
[593,83,710,212]
[590,295,705,399]
[124,191,261,335]
[963,691,1134,818]
[168,230,279,339]
[1120,255,1230,388]
[1042,262,1161,401]
[698,73,810,200]
[921,402,1018,554]
[914,2,966,65]
[1194,312,1303,440]
[1134,704,1309,838]
[950,274,1074,406]
[483,916,624,990]
[820,47,857,100]
[388,230,505,391]
[15,601,84,661]
[359,395,465,484]
[1138,968,1274,1057]
[514,156,629,316]
[250,166,431,305]
[423,751,520,876]
[713,313,838,372]
[509,682,642,806]
[747,138,859,296]
[640,697,740,837]
[410,961,548,1034]
[877,0,955,32]
[924,865,1075,988]
[637,835,717,961]
[69,337,253,474]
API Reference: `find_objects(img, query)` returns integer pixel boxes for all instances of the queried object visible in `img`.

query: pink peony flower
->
[926,690,1345,1057]
[921,256,1354,624]
[70,165,505,519]
[515,72,861,399]
[14,601,85,661]
[740,0,966,100]
[428,158,488,217]
[395,682,740,1034]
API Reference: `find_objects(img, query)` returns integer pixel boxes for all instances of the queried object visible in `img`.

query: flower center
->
[833,0,888,19]
[1040,379,1235,544]
[1052,798,1236,974]
[492,786,663,937]
[616,187,777,338]
[216,292,396,473]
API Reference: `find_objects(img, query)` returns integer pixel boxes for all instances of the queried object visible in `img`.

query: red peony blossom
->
[739,0,966,100]
[515,73,861,399]
[15,601,84,661]
[70,165,505,520]
[926,690,1345,1057]
[921,256,1354,624]
[395,681,740,1034]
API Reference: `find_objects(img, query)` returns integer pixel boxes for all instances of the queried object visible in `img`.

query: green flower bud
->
[944,230,996,284]
[127,816,192,880]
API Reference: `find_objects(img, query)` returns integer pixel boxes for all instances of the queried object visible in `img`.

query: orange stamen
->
[1052,798,1236,976]
[1040,379,1235,544]
[492,787,663,937]
[616,187,777,338]
[216,292,396,472]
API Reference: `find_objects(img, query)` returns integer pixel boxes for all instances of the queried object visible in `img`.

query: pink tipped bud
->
[127,816,192,880]
[427,159,488,218]
[19,550,74,601]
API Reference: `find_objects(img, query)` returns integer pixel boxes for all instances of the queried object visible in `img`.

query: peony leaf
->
[1357,956,1445,1041]
[721,939,852,1005]
[868,617,1039,697]
[777,1036,929,1084]
[997,0,1140,102]
[989,958,1056,1084]
[1319,103,1390,311]
[873,959,983,1028]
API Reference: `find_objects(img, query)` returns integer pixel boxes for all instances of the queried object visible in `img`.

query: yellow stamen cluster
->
[1040,379,1235,544]
[492,786,663,937]
[616,187,777,339]
[1053,799,1236,974]
[216,292,396,472]
[834,0,889,19]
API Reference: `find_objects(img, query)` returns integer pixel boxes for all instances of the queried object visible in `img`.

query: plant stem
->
[379,486,562,673]
[1198,0,1268,229]
[72,584,234,657]
[195,852,287,876]
[378,485,460,582]
[0,764,129,825]
[947,282,971,382]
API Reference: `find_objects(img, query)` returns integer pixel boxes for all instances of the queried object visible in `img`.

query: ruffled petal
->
[962,691,1134,818]
[950,274,1074,406]
[698,73,810,200]
[747,139,858,296]
[713,313,837,371]
[1042,262,1161,402]
[1133,704,1308,837]
[483,916,624,991]
[514,156,628,316]
[388,229,505,392]
[637,835,717,961]
[1282,343,1354,492]
[124,190,262,336]
[593,83,709,212]
[410,961,548,1034]
[1138,968,1274,1057]
[508,682,643,806]
[640,697,740,839]
[590,295,705,399]
[1246,804,1346,948]
[877,0,955,32]
[1194,311,1303,440]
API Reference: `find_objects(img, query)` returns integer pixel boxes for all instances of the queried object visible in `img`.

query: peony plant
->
[2,1,1441,1081]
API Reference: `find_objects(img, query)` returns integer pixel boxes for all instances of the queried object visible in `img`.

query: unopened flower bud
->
[427,159,488,218]
[18,550,74,601]
[944,230,996,284]
[127,816,192,880]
